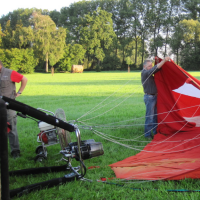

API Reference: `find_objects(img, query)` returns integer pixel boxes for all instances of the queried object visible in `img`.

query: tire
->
[35,145,44,154]
[34,154,46,162]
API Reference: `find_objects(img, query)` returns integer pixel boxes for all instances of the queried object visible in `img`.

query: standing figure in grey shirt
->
[0,60,28,158]
[141,57,170,139]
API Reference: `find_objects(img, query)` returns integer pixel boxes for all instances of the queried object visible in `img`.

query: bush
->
[19,49,38,73]
[138,63,143,70]
[0,48,37,73]
[102,54,121,70]
[96,64,101,72]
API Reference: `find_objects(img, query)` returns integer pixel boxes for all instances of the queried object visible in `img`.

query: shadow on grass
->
[33,79,142,86]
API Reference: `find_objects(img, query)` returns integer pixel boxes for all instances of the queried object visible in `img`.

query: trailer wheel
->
[35,145,44,154]
[35,154,46,162]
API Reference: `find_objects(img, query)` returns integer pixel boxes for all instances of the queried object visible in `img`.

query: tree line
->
[0,0,200,73]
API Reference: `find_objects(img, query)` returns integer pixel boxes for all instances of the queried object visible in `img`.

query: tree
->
[49,10,61,27]
[170,25,184,64]
[178,19,200,69]
[181,0,200,20]
[2,0,200,72]
[57,44,86,72]
[78,7,116,69]
[0,24,4,48]
[147,0,168,56]
[124,38,142,69]
[12,20,34,49]
[31,12,66,72]
[2,20,13,49]
[125,57,133,72]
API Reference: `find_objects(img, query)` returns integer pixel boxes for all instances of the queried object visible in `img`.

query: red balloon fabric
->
[109,59,200,180]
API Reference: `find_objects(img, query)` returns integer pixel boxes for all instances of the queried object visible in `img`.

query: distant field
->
[8,71,200,200]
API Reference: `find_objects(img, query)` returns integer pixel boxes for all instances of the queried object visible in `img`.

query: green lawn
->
[8,71,200,199]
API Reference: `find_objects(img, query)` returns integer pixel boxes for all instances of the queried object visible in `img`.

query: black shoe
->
[11,150,20,159]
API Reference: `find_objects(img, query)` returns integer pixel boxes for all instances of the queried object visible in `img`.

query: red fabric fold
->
[110,59,200,180]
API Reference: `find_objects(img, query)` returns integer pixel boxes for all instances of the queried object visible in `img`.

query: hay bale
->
[71,65,84,73]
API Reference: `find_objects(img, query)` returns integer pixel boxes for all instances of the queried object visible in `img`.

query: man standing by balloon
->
[141,56,170,139]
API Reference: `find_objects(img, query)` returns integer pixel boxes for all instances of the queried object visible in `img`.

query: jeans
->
[144,94,157,138]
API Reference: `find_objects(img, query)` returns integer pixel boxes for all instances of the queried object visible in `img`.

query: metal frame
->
[0,96,88,198]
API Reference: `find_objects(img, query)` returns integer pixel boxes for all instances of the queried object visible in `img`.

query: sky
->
[0,0,83,17]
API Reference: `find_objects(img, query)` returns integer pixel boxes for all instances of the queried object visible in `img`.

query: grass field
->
[7,71,200,199]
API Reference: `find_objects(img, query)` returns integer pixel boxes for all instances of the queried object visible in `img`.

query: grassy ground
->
[7,71,200,199]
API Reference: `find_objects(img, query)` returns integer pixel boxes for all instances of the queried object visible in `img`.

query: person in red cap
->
[0,60,28,158]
